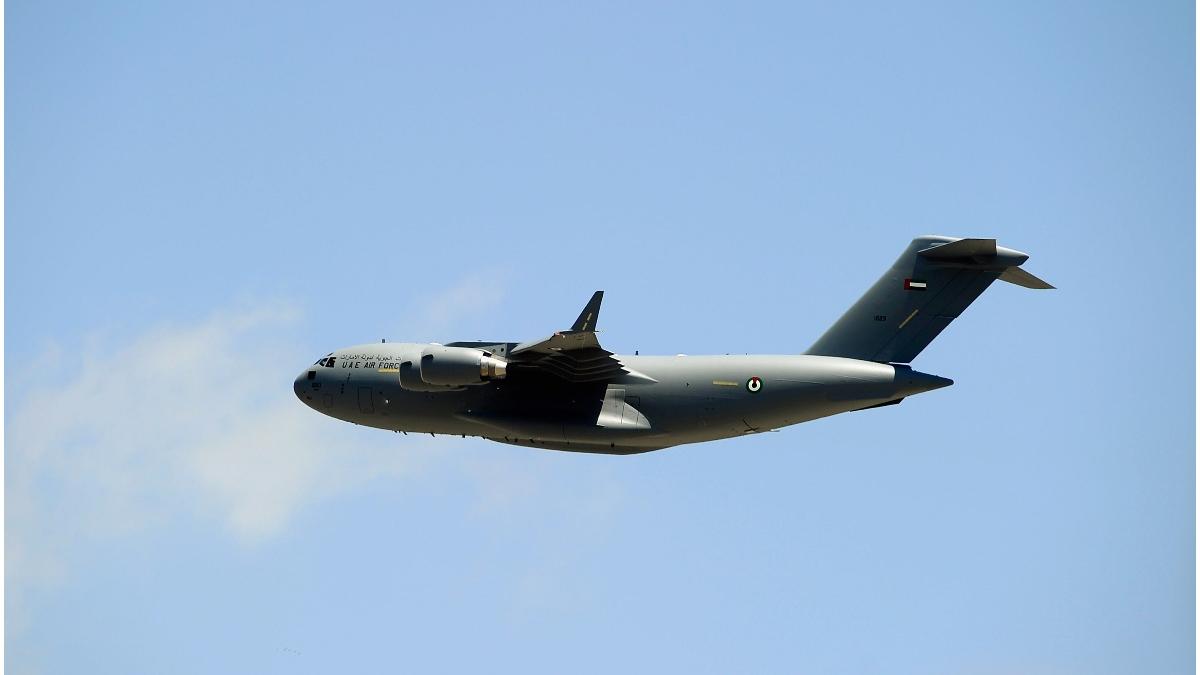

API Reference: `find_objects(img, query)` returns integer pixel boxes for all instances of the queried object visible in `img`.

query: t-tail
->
[805,236,1053,363]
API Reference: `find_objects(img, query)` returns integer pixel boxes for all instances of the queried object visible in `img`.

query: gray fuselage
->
[293,342,951,454]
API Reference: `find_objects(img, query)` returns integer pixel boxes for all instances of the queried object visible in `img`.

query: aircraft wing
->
[506,291,630,383]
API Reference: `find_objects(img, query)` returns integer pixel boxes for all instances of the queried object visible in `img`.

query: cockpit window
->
[326,356,337,368]
[315,354,336,367]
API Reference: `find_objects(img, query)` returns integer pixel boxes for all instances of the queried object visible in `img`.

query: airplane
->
[294,236,1052,454]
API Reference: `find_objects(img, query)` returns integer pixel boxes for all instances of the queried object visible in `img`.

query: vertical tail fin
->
[805,236,1052,363]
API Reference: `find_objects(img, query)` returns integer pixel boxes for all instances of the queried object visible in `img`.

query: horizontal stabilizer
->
[918,238,998,259]
[999,266,1055,289]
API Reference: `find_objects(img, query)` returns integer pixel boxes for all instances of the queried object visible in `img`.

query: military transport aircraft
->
[294,236,1052,454]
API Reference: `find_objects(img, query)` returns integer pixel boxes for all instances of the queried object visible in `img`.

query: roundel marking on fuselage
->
[747,376,763,393]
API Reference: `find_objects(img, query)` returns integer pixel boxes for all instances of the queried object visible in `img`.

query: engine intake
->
[418,346,507,386]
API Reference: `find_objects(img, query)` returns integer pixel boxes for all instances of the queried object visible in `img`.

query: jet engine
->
[417,345,508,386]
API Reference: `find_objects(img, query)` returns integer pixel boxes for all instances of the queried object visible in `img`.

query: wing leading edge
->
[507,291,631,383]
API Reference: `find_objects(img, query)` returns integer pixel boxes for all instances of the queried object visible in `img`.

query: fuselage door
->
[357,386,375,414]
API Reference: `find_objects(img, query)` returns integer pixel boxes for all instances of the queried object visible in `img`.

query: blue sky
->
[6,1,1194,673]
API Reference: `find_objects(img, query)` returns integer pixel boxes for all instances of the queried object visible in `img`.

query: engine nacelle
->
[418,345,507,386]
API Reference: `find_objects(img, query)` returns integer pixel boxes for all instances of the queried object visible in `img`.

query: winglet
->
[571,291,604,332]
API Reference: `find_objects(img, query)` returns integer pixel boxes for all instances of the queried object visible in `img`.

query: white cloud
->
[6,274,630,636]
[5,302,418,601]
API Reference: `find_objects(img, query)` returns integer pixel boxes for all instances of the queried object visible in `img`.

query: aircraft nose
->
[294,370,312,404]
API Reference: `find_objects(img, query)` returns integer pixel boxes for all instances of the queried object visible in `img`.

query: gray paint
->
[294,236,1050,454]
[805,235,1049,363]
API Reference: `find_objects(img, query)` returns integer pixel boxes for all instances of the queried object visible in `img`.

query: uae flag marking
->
[904,278,927,291]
